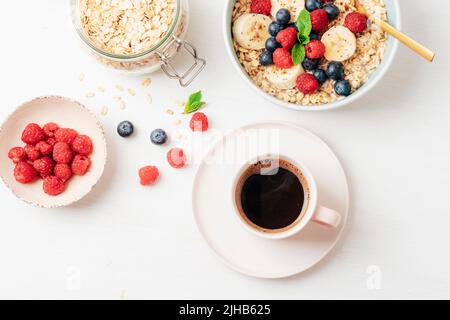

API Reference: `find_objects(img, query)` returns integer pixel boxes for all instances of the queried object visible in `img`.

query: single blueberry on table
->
[302,58,319,71]
[334,80,352,96]
[313,69,328,85]
[150,129,168,145]
[117,121,134,138]
[326,61,345,80]
[265,37,281,52]
[259,51,273,66]
[276,9,291,25]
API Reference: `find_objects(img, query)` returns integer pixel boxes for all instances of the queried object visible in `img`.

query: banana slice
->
[265,64,304,90]
[271,0,305,22]
[322,26,357,62]
[232,14,271,50]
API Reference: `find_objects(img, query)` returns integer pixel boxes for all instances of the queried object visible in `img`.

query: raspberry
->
[53,142,74,164]
[296,73,319,94]
[43,122,59,137]
[54,164,73,182]
[33,157,55,178]
[344,12,367,33]
[71,135,93,155]
[139,166,160,186]
[71,155,91,176]
[276,27,298,50]
[55,128,78,144]
[43,176,66,196]
[8,147,27,163]
[311,9,329,33]
[14,161,38,184]
[46,137,57,146]
[305,40,326,59]
[35,141,53,155]
[190,112,209,132]
[167,148,186,169]
[250,0,271,16]
[21,123,46,145]
[24,144,41,161]
[273,48,294,69]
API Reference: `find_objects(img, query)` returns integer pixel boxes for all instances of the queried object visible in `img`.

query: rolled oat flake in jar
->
[71,0,205,86]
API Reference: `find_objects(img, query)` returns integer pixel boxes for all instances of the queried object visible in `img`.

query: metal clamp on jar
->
[71,0,205,87]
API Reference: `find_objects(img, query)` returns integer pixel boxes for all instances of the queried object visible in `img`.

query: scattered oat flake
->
[145,93,153,104]
[100,106,108,116]
[141,78,152,87]
[79,73,85,82]
[118,100,127,110]
[128,88,136,96]
[166,109,174,115]
[116,85,124,92]
[173,119,182,126]
[113,96,122,101]
[85,92,95,98]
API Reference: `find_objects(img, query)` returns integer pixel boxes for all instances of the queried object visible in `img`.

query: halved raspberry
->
[54,163,73,182]
[167,148,186,169]
[43,176,66,196]
[8,147,27,164]
[14,161,38,184]
[55,128,78,144]
[24,144,41,161]
[139,166,160,186]
[71,135,93,155]
[21,123,46,145]
[33,157,55,178]
[71,155,91,176]
[43,122,59,137]
[53,142,74,164]
[35,141,53,155]
[190,112,209,132]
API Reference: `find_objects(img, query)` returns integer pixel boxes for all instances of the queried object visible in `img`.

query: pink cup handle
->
[312,206,342,228]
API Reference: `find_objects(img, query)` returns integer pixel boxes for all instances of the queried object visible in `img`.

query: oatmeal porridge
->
[232,0,388,106]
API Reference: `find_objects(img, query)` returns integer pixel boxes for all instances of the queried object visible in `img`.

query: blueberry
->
[150,129,168,145]
[268,22,284,36]
[313,69,328,85]
[309,31,320,40]
[305,0,322,12]
[302,58,319,71]
[326,61,345,80]
[259,51,273,66]
[117,121,134,138]
[265,37,281,52]
[334,80,352,96]
[276,9,291,25]
[323,3,340,20]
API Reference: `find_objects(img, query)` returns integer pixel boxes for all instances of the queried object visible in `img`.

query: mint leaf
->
[296,9,312,38]
[298,34,310,45]
[184,91,206,114]
[292,44,306,65]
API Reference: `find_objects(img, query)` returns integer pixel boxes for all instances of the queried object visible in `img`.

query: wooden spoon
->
[354,0,435,62]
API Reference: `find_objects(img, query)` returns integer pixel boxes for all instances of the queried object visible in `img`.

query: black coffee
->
[237,159,307,231]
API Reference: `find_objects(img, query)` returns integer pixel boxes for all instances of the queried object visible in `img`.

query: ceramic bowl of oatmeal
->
[224,0,400,111]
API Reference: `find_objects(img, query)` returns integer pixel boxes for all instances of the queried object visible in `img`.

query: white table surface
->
[0,0,449,300]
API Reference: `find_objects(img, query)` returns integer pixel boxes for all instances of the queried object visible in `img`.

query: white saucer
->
[192,122,349,278]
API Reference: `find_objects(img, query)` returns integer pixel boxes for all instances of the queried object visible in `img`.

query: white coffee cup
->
[232,154,341,240]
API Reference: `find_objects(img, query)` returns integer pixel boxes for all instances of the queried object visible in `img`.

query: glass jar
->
[71,0,205,86]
